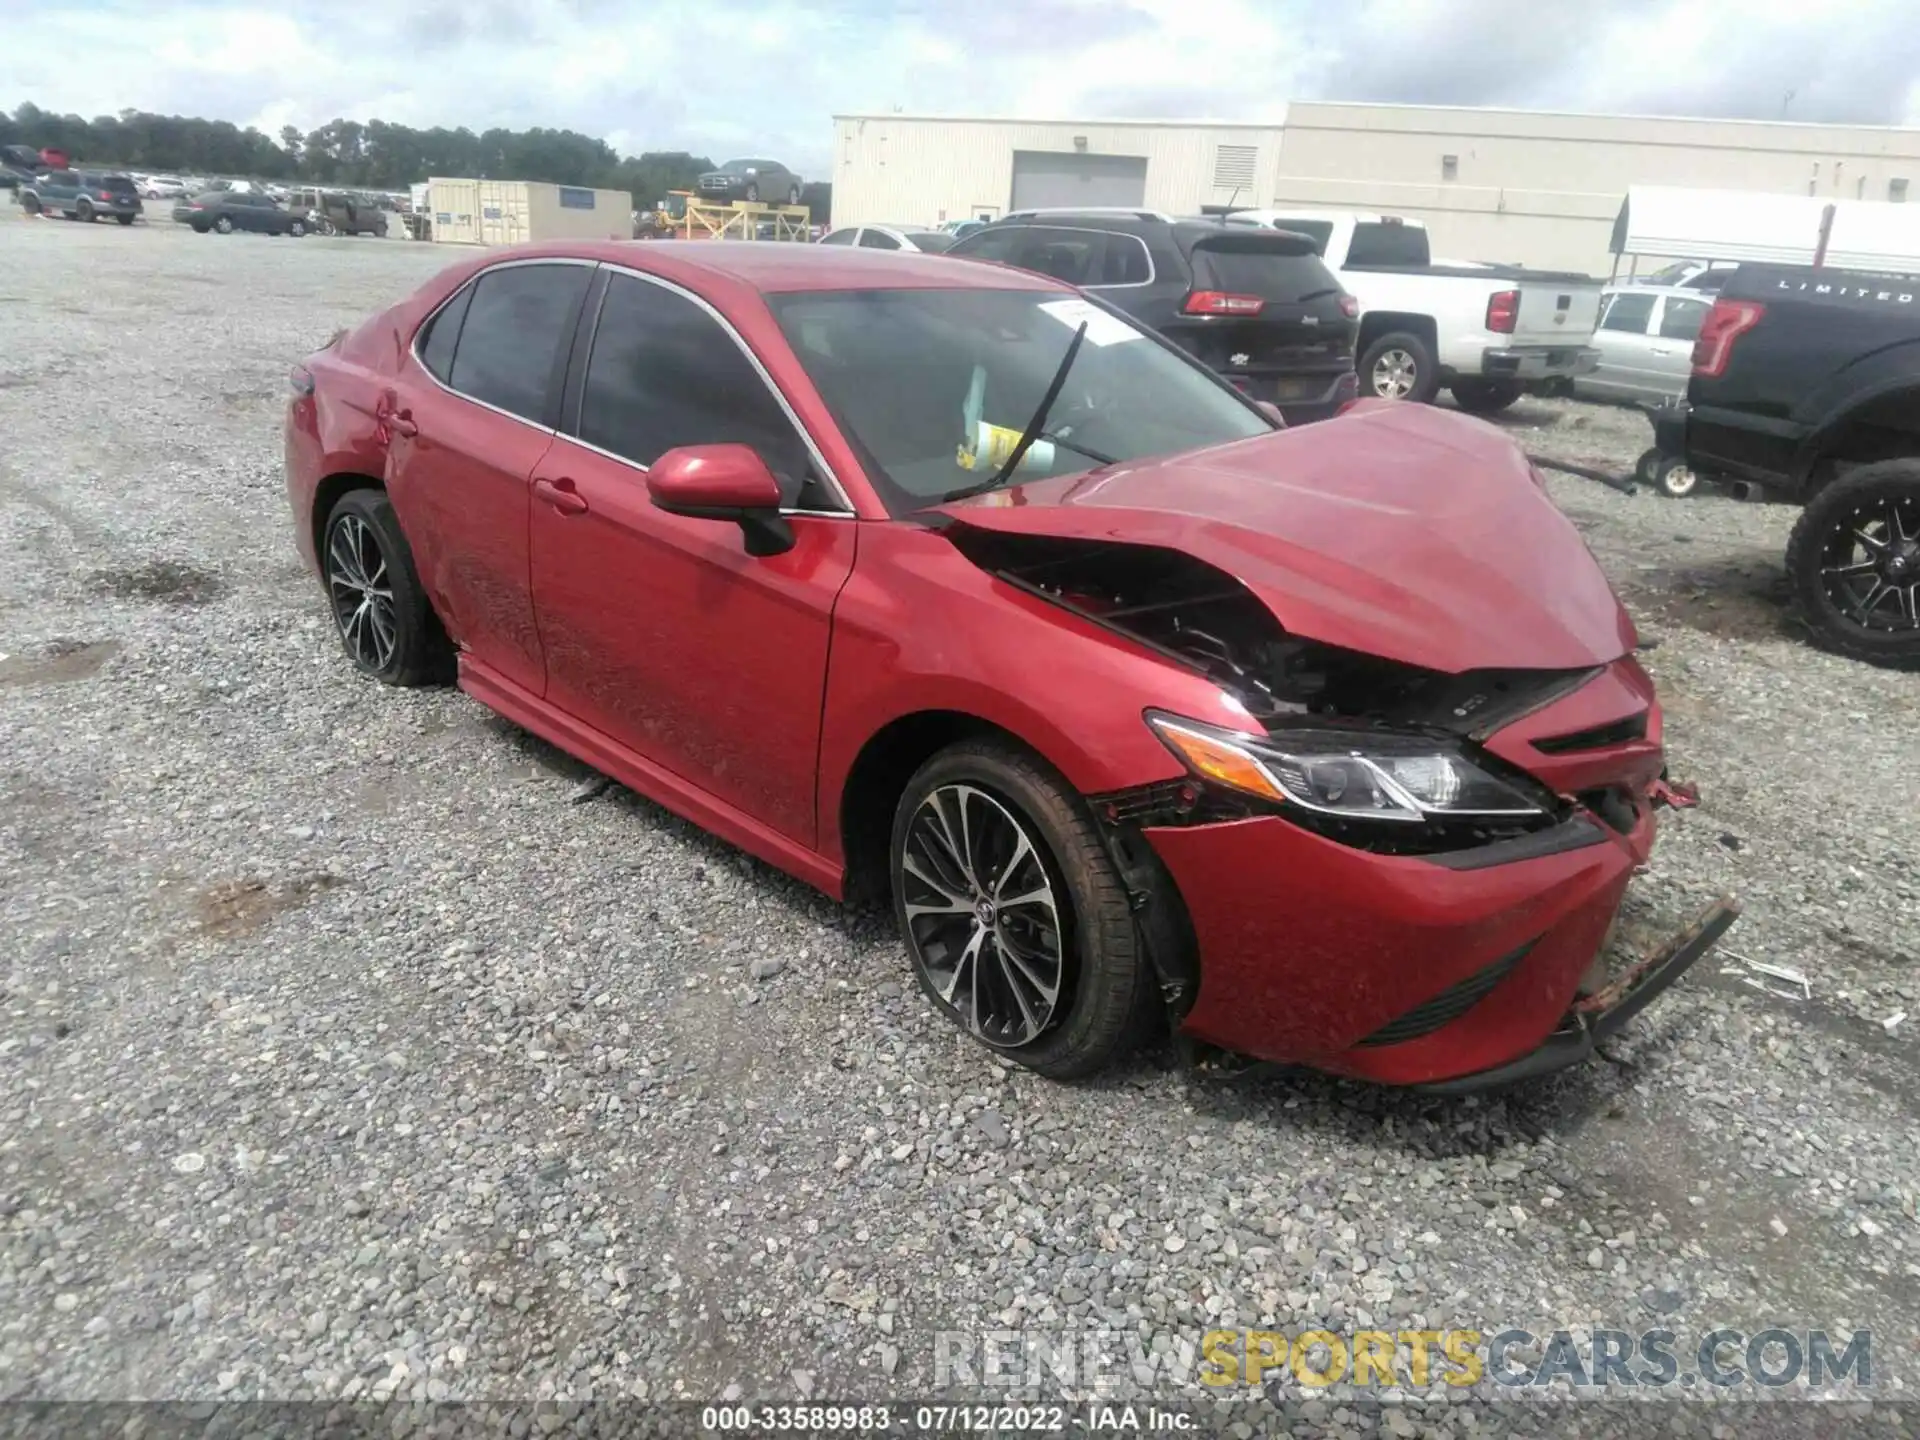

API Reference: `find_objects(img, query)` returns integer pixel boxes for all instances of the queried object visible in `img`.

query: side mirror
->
[646,444,794,556]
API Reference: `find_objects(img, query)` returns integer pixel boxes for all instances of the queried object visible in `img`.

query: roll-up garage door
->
[1009,151,1149,211]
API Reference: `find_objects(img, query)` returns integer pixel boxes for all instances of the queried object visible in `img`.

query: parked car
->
[1575,284,1712,407]
[947,209,1358,424]
[941,218,990,239]
[171,191,308,236]
[1655,263,1920,666]
[17,170,143,224]
[1631,260,1738,292]
[1224,208,1603,412]
[285,188,388,236]
[817,224,957,253]
[695,158,803,206]
[285,242,1732,1088]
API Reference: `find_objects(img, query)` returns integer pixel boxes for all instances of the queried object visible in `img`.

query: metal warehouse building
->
[831,102,1920,273]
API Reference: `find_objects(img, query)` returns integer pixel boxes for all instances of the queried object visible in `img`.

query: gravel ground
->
[3,215,1917,1433]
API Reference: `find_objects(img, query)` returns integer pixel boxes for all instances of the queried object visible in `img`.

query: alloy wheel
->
[326,513,398,670]
[1817,493,1920,633]
[899,784,1065,1048]
[1371,348,1418,399]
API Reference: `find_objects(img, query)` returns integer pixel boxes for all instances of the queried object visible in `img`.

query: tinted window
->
[858,229,901,250]
[904,231,957,254]
[1014,227,1104,285]
[1600,292,1656,334]
[1189,241,1338,301]
[772,288,1270,514]
[447,264,591,423]
[417,285,473,384]
[1259,218,1335,254]
[949,227,1022,263]
[1346,221,1430,267]
[578,273,819,501]
[1090,234,1150,285]
[1659,296,1708,341]
[818,228,857,245]
[1686,270,1732,292]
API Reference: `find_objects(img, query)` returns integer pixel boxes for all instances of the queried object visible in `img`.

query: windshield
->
[721,160,755,174]
[770,288,1272,513]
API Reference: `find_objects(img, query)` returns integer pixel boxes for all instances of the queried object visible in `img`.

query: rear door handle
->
[387,410,418,438]
[533,475,589,516]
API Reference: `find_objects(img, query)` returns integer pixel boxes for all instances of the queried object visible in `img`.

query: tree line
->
[1,102,829,212]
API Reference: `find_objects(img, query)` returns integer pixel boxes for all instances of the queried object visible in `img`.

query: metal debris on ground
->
[1721,951,1812,1000]
[1884,1011,1907,1034]
[569,775,614,804]
[1649,776,1700,809]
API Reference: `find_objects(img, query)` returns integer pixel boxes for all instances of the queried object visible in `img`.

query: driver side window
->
[576,274,837,510]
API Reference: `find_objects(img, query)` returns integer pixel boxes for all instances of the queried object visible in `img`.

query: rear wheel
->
[75,198,95,222]
[19,194,40,215]
[1651,456,1699,498]
[1785,459,1920,668]
[1358,330,1439,403]
[214,215,234,234]
[289,219,306,237]
[115,213,134,226]
[1449,378,1523,414]
[889,740,1152,1079]
[1633,447,1664,486]
[322,489,455,686]
[745,183,760,203]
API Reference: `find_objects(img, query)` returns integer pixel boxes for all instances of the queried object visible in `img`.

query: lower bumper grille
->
[1356,943,1532,1047]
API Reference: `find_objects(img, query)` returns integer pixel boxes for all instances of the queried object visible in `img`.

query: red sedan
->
[285,241,1736,1089]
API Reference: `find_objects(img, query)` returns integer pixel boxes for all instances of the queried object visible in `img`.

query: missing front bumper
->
[1409,894,1741,1096]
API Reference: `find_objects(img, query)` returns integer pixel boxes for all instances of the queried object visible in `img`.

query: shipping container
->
[426,178,633,246]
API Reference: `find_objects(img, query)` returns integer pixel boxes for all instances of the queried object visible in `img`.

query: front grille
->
[1356,943,1532,1047]
[1534,711,1648,754]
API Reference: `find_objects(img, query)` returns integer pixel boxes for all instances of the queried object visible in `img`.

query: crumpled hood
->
[933,403,1637,674]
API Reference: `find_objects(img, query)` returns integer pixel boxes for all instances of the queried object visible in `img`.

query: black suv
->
[947,210,1358,423]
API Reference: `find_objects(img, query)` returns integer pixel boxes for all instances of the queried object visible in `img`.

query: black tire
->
[19,194,39,215]
[191,220,209,233]
[1650,456,1699,498]
[1449,378,1523,414]
[744,183,760,203]
[115,213,135,226]
[75,198,95,223]
[322,489,455,686]
[1358,330,1440,403]
[214,215,234,234]
[889,740,1152,1079]
[1785,459,1920,668]
[320,219,338,236]
[1633,447,1664,486]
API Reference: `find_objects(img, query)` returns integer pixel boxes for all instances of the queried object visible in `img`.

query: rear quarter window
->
[1189,243,1340,303]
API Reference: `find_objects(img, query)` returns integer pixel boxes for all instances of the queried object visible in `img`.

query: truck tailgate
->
[1511,280,1601,345]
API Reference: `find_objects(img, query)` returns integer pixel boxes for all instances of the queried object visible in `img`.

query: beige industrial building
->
[830,102,1920,273]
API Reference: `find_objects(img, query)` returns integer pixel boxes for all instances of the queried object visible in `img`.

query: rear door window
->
[1345,221,1430,267]
[1089,233,1151,286]
[1599,292,1657,334]
[1658,296,1708,341]
[818,228,857,245]
[857,229,901,250]
[1011,227,1106,285]
[949,227,1022,263]
[446,263,592,424]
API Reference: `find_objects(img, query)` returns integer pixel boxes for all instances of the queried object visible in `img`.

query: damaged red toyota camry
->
[285,241,1737,1090]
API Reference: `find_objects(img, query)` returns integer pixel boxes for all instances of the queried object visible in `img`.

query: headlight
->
[1145,712,1549,823]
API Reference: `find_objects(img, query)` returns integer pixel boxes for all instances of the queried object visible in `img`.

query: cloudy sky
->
[11,0,1919,171]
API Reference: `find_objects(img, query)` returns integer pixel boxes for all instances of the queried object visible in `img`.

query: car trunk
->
[1169,231,1356,404]
[1504,279,1603,347]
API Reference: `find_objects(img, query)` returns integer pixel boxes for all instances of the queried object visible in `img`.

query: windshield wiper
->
[1038,430,1120,466]
[940,321,1089,503]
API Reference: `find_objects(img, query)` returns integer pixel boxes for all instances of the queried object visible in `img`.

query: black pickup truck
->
[1659,264,1920,666]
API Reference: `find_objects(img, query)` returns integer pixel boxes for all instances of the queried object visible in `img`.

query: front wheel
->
[1785,459,1920,668]
[214,215,234,234]
[1358,330,1439,403]
[288,219,306,237]
[322,489,455,686]
[744,183,760,203]
[75,199,95,222]
[1449,378,1523,414]
[320,219,337,236]
[1651,456,1699,499]
[19,194,40,215]
[889,740,1152,1079]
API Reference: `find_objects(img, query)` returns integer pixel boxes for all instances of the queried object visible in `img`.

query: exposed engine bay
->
[943,528,1595,737]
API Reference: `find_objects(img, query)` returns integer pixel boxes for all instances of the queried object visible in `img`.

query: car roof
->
[490,239,1070,294]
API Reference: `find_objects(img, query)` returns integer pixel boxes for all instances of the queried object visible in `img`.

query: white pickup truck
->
[1224,209,1603,413]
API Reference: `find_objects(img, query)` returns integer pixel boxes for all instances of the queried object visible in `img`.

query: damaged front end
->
[938,522,1732,1084]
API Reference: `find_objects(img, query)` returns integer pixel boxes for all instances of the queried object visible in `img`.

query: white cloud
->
[8,0,1916,175]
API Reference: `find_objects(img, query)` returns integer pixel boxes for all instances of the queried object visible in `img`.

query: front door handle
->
[534,475,589,516]
[387,409,418,438]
